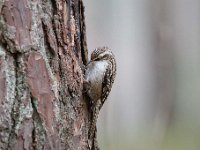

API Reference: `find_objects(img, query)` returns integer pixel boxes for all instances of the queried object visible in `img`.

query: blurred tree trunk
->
[151,0,175,149]
[0,0,94,149]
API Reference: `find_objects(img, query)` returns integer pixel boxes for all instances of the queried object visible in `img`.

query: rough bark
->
[0,0,94,149]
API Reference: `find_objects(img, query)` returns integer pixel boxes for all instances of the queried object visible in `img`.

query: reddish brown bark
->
[0,0,92,149]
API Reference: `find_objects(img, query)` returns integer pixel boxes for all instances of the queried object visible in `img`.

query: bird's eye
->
[93,57,100,61]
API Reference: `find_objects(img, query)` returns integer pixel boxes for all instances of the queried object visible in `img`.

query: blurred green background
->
[84,0,200,150]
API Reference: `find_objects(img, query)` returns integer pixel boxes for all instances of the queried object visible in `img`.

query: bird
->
[84,47,116,139]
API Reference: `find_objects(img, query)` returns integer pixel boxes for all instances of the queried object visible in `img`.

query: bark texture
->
[0,0,92,149]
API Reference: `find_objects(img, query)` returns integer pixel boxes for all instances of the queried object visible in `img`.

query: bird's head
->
[91,47,114,61]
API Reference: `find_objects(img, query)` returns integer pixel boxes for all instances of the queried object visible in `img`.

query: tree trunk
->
[0,0,95,149]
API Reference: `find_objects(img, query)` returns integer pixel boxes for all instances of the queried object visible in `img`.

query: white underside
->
[85,60,109,101]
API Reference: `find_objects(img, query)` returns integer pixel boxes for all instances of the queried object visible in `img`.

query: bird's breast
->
[85,61,109,101]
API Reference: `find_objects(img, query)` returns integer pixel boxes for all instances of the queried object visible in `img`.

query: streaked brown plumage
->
[85,47,116,139]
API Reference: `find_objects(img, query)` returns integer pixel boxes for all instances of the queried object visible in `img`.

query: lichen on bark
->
[0,0,93,150]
